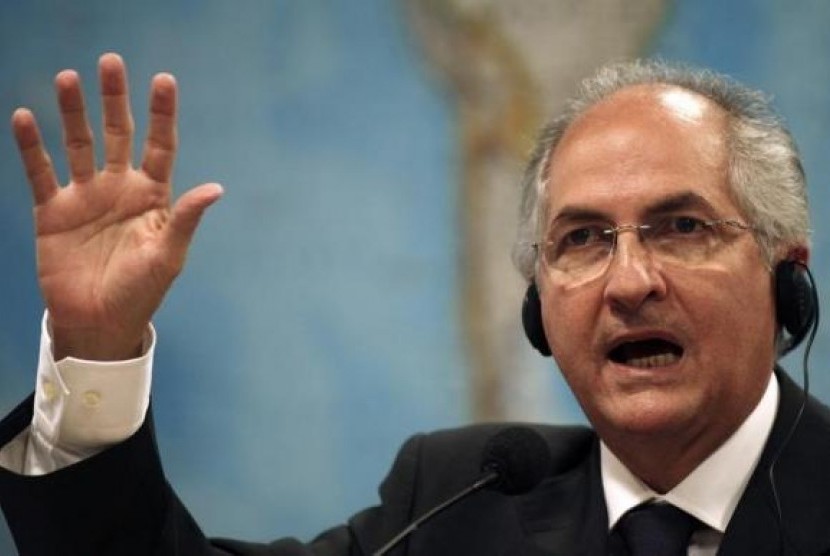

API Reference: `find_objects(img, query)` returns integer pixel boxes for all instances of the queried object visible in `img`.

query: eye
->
[671,216,706,234]
[651,215,709,237]
[545,223,612,264]
[561,225,610,247]
[564,227,592,246]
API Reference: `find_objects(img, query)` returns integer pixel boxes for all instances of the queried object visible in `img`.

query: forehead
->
[545,85,734,221]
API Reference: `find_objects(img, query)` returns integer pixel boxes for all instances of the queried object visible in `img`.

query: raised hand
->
[11,53,223,361]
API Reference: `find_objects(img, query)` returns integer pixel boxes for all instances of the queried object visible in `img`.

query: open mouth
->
[608,339,684,369]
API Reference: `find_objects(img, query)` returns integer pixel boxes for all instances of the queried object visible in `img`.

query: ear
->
[787,245,810,266]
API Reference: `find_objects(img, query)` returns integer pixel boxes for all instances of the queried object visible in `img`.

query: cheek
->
[540,285,600,359]
[710,272,773,320]
[676,269,777,353]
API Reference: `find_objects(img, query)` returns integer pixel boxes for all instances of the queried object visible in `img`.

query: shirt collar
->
[601,372,779,533]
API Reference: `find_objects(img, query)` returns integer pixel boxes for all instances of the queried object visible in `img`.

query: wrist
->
[49,321,145,361]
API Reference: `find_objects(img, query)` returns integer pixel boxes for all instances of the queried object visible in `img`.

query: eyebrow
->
[643,191,717,216]
[549,190,719,226]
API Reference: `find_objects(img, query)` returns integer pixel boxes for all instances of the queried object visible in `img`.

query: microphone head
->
[480,426,553,495]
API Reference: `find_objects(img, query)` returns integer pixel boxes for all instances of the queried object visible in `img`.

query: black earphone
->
[521,281,552,356]
[775,259,818,355]
[521,259,818,358]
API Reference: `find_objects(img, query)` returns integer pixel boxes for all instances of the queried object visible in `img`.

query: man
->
[0,53,826,555]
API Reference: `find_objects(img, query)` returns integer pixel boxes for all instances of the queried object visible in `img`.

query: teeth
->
[624,352,680,368]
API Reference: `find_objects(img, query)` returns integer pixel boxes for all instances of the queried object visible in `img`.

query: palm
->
[37,168,172,332]
[13,54,222,360]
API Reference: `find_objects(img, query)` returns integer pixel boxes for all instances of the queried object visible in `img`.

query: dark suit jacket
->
[1,370,829,555]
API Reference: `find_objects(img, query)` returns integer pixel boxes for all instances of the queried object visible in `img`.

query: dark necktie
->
[611,502,700,556]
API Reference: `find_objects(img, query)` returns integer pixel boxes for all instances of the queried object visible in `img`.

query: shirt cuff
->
[27,312,155,474]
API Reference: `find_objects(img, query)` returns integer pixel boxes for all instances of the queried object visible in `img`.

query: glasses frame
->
[532,217,755,284]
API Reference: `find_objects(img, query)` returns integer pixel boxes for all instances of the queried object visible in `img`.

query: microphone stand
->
[371,470,499,556]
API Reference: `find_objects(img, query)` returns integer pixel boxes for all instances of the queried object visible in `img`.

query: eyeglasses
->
[535,215,754,285]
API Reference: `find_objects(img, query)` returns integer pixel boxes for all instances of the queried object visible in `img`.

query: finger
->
[55,69,96,183]
[165,183,224,260]
[11,108,60,205]
[141,73,178,183]
[99,53,134,171]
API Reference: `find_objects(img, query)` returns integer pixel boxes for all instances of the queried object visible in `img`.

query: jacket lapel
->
[514,438,610,556]
[719,370,830,555]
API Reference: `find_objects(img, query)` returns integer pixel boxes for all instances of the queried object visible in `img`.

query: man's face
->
[538,85,778,455]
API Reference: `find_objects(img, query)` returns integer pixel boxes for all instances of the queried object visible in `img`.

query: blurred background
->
[0,0,828,552]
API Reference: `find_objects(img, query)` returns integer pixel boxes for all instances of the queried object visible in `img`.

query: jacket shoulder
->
[378,422,595,507]
[421,422,595,473]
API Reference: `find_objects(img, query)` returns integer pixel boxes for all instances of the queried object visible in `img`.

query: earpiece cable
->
[768,263,819,555]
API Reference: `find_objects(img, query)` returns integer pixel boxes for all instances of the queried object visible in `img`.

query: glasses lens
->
[544,223,614,283]
[644,216,729,266]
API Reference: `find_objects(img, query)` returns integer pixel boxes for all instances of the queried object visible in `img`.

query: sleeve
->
[0,396,212,555]
[0,312,430,555]
[0,312,154,475]
[0,392,425,556]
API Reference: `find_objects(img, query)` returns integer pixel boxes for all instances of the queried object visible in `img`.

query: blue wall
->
[0,0,465,547]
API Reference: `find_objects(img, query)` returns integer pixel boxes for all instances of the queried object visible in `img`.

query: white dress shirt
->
[0,313,154,475]
[601,373,779,556]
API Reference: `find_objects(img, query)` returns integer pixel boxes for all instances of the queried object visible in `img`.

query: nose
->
[602,232,667,314]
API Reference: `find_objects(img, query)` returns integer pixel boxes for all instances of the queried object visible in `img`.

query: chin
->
[592,391,701,438]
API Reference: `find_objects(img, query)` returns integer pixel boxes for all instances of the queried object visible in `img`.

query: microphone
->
[372,426,553,556]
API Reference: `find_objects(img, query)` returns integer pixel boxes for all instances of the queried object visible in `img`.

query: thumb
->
[165,182,224,259]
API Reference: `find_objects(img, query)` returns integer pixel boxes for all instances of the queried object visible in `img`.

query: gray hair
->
[512,59,810,282]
